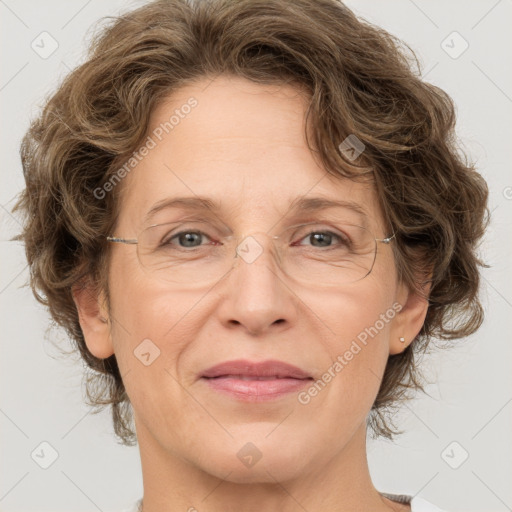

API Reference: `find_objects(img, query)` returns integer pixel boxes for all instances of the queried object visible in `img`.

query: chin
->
[192,438,310,484]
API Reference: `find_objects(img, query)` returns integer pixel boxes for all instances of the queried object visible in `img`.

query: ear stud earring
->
[399,336,405,343]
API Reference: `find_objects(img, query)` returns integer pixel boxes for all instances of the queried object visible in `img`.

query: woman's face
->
[90,75,416,483]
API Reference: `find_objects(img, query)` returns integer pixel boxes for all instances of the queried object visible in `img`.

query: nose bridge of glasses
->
[232,230,283,267]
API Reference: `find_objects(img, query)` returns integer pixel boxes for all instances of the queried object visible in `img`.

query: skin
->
[73,75,429,512]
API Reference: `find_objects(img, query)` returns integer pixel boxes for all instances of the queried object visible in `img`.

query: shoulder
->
[410,495,449,512]
[121,496,449,512]
[381,492,448,512]
[119,499,142,512]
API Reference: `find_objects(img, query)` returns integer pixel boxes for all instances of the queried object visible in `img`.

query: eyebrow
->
[287,196,369,222]
[144,195,369,224]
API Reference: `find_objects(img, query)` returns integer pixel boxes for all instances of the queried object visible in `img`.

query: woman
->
[14,0,489,511]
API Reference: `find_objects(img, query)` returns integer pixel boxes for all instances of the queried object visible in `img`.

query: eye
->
[164,230,214,248]
[295,229,349,248]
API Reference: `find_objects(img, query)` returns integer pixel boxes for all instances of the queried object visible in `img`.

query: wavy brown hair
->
[13,0,489,445]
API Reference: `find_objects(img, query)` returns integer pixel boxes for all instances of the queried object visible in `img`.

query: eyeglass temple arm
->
[378,233,396,244]
[106,236,138,244]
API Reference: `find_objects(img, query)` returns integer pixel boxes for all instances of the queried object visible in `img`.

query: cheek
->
[106,277,205,440]
[294,276,396,414]
[109,276,200,358]
[108,247,188,337]
[106,256,202,392]
[299,269,395,357]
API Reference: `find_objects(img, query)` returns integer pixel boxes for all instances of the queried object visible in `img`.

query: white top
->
[122,493,448,511]
[381,492,448,511]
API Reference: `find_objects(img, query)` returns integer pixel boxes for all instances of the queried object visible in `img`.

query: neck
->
[135,418,407,512]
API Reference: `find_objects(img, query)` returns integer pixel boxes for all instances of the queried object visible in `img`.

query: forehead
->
[116,75,385,232]
[150,75,312,144]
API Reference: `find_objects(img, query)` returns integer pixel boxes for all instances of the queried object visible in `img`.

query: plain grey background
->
[1,1,511,511]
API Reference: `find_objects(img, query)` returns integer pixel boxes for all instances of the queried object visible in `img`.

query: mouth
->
[200,359,312,380]
[199,360,313,402]
[201,375,313,401]
[204,375,311,381]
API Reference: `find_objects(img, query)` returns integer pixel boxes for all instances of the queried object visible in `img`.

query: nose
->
[216,232,296,336]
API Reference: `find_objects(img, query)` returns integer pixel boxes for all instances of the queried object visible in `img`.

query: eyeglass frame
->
[105,220,396,285]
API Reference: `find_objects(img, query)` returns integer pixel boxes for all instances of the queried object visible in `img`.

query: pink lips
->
[201,359,313,402]
[201,359,312,379]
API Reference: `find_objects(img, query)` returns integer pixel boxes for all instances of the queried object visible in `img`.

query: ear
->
[71,278,114,359]
[389,277,431,355]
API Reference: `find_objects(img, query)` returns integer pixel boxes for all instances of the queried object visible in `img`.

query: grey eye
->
[297,230,346,248]
[166,231,211,248]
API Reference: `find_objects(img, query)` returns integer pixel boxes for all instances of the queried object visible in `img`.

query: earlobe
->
[71,279,114,359]
[389,280,430,355]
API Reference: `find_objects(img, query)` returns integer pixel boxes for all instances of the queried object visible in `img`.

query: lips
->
[200,359,313,402]
[201,359,312,380]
